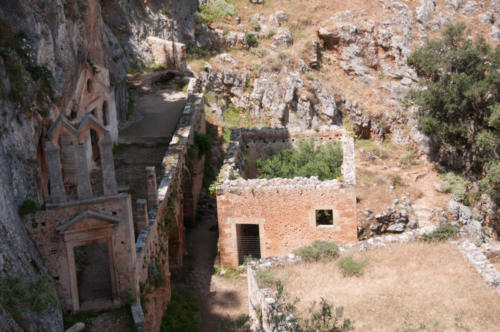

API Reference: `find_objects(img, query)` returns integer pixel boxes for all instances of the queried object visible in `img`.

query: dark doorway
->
[90,129,100,162]
[236,224,261,265]
[74,242,113,304]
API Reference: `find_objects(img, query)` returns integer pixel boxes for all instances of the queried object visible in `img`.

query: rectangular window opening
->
[316,209,333,226]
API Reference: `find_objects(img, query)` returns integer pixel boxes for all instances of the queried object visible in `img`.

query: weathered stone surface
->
[273,28,293,47]
[417,0,436,23]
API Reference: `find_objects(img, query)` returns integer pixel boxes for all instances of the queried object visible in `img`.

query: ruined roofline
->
[55,210,120,232]
[47,113,107,143]
[216,126,356,193]
[45,192,129,209]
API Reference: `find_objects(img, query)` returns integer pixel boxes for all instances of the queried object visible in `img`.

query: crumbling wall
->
[133,78,205,332]
[23,194,137,311]
[216,128,357,267]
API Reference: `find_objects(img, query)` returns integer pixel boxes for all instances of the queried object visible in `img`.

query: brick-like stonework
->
[216,127,357,267]
[24,77,206,332]
[133,78,206,332]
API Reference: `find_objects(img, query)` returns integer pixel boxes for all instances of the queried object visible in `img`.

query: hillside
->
[0,0,498,331]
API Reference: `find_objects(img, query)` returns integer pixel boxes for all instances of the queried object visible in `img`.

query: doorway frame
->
[228,218,265,267]
[64,230,118,311]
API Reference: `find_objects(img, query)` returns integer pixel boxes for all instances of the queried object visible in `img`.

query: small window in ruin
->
[91,108,97,118]
[87,79,92,93]
[102,101,109,126]
[316,209,333,226]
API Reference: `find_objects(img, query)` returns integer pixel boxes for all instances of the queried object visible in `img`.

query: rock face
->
[200,62,341,129]
[361,199,416,238]
[0,0,196,330]
[448,199,488,244]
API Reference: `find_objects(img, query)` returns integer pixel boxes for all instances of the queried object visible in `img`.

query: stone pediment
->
[56,210,119,232]
[47,113,108,146]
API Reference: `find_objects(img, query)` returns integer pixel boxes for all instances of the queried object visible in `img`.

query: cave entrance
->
[74,242,113,307]
[237,224,261,265]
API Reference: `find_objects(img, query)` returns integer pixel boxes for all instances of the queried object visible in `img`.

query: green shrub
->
[439,172,468,205]
[303,298,354,332]
[160,289,200,332]
[245,33,258,48]
[293,241,339,262]
[256,140,343,180]
[0,274,57,316]
[399,146,418,168]
[175,78,188,90]
[18,199,37,216]
[194,133,212,156]
[199,0,236,23]
[250,17,261,31]
[250,46,267,58]
[264,286,354,332]
[337,256,367,277]
[217,314,252,332]
[208,180,222,196]
[421,224,458,243]
[480,161,500,201]
[255,269,282,289]
[153,64,166,71]
[161,8,171,17]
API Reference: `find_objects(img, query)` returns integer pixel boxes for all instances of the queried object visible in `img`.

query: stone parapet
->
[133,77,205,332]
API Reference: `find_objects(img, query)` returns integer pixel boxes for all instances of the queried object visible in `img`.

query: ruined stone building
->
[22,75,205,330]
[216,128,357,267]
[24,113,137,312]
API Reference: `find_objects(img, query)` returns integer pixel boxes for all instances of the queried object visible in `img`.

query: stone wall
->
[216,127,357,267]
[24,194,137,311]
[133,78,205,332]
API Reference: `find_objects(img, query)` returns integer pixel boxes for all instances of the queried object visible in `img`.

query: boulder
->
[273,28,293,47]
[448,199,473,225]
[417,0,436,23]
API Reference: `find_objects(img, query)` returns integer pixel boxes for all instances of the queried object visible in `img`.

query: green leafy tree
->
[408,23,500,202]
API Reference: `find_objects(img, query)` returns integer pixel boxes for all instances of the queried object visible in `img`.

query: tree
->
[408,23,500,202]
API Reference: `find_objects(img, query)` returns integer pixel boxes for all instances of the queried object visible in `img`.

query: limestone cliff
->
[0,0,196,330]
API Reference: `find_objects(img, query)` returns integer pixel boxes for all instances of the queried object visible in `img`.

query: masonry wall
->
[216,128,357,267]
[24,194,137,310]
[133,78,205,332]
[217,181,356,267]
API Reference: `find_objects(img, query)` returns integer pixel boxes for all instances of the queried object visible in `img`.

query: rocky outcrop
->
[101,0,198,65]
[200,61,341,129]
[448,199,489,245]
[360,198,417,238]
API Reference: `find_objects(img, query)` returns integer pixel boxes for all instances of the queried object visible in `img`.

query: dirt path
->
[119,71,187,142]
[173,194,248,332]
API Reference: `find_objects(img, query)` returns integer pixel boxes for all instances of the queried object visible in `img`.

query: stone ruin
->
[215,127,358,267]
[23,77,206,331]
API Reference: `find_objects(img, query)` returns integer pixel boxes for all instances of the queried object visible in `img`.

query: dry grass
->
[272,242,500,331]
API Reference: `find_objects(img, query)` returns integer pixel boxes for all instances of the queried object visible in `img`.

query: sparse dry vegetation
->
[272,242,500,331]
